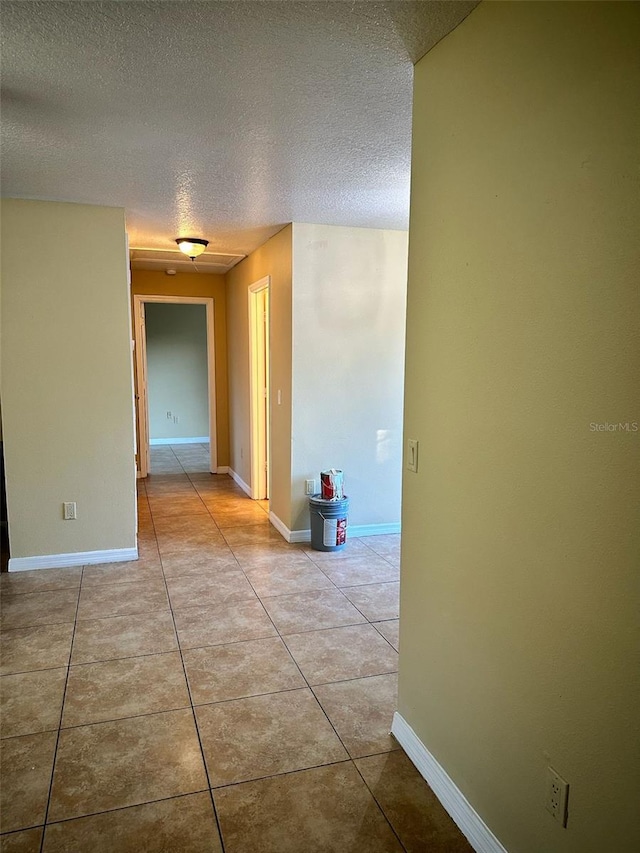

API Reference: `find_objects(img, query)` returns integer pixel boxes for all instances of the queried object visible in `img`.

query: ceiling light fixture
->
[175,237,209,260]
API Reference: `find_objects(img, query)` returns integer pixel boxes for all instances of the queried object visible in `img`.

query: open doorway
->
[248,276,270,500]
[133,295,218,477]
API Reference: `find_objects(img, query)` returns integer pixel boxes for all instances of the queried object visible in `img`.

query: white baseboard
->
[268,516,401,544]
[149,437,209,446]
[8,547,139,573]
[350,522,401,537]
[228,467,252,497]
[268,511,296,543]
[214,466,229,475]
[391,713,508,853]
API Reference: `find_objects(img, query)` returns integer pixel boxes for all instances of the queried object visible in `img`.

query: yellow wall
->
[400,3,640,852]
[131,270,229,467]
[225,226,292,527]
[1,199,137,559]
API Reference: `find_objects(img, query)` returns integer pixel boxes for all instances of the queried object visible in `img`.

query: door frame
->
[132,294,218,477]
[248,276,270,500]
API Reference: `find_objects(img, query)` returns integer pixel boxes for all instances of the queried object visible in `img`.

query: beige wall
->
[131,269,229,467]
[400,3,640,853]
[291,223,408,531]
[225,226,293,527]
[1,199,136,559]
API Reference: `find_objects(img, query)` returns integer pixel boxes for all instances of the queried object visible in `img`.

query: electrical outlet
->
[546,766,569,827]
[63,502,77,520]
[305,479,315,495]
[167,411,172,419]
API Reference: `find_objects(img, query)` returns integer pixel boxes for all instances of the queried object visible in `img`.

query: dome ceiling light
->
[175,237,209,260]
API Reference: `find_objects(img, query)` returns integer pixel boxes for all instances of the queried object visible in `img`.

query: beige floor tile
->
[1,669,67,738]
[153,515,218,535]
[183,638,305,705]
[157,533,227,556]
[197,688,347,787]
[47,793,221,852]
[81,560,163,587]
[0,827,43,853]
[71,611,177,664]
[161,550,238,577]
[364,534,402,562]
[373,619,400,651]
[42,793,221,852]
[232,546,313,571]
[0,568,81,596]
[62,652,190,727]
[48,709,207,821]
[76,580,169,620]
[166,571,256,609]
[214,762,403,852]
[210,506,270,528]
[313,673,400,759]
[147,495,209,517]
[0,731,57,832]
[342,582,400,621]
[174,599,277,649]
[356,751,474,853]
[310,554,399,587]
[1,589,78,631]
[260,589,366,634]
[1,624,74,676]
[284,624,398,685]
[243,563,335,597]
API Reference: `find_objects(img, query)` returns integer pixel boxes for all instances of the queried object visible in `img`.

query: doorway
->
[133,295,218,478]
[248,277,270,500]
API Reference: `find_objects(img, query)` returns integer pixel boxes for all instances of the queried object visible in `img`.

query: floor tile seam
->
[175,630,280,653]
[0,584,81,597]
[371,623,401,653]
[341,579,400,592]
[153,513,228,853]
[0,664,69,679]
[0,826,44,840]
[0,616,79,632]
[190,684,330,711]
[69,647,180,667]
[57,703,195,732]
[303,667,400,689]
[38,570,84,853]
[75,603,174,622]
[352,755,410,853]
[265,617,371,637]
[257,586,357,604]
[41,788,212,829]
[209,757,355,793]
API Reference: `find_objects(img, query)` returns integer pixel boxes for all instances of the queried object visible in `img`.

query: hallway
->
[0,446,471,852]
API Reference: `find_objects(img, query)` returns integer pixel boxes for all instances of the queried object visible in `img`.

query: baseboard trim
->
[149,437,209,446]
[350,522,401,537]
[268,511,297,543]
[268,517,401,544]
[228,468,252,497]
[391,713,508,853]
[8,547,139,573]
[214,466,229,475]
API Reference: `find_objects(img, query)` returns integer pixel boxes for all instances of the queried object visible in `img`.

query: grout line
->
[151,503,227,853]
[37,569,83,853]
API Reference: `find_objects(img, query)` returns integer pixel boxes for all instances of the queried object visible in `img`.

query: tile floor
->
[0,444,472,852]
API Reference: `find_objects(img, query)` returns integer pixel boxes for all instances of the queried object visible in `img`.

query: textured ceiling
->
[1,1,478,257]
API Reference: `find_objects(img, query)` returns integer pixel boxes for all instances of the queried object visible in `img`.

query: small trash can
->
[309,494,349,552]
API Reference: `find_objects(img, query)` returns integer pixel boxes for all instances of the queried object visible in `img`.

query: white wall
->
[291,223,408,532]
[145,302,209,441]
[1,199,136,562]
[399,3,640,852]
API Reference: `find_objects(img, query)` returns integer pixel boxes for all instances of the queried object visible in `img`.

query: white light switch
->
[407,439,419,473]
